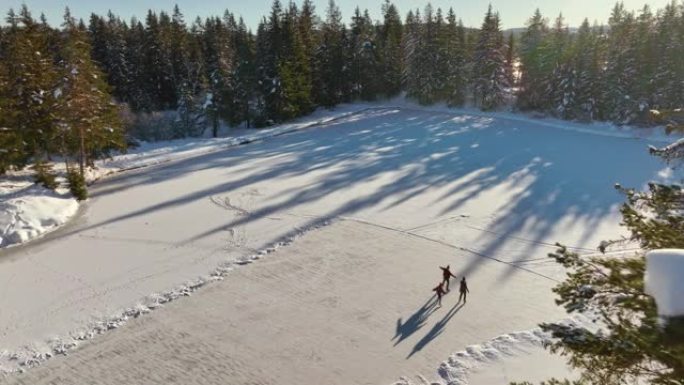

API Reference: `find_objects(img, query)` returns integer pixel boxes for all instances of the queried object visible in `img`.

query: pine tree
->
[57,9,124,176]
[565,19,602,121]
[404,5,447,105]
[442,9,468,106]
[402,9,421,101]
[603,3,639,124]
[513,129,684,385]
[142,11,163,109]
[415,5,442,104]
[298,0,318,105]
[512,183,684,385]
[349,7,380,100]
[378,0,403,97]
[517,9,549,110]
[0,14,21,173]
[170,5,190,89]
[472,5,508,110]
[227,17,256,127]
[545,14,573,117]
[104,12,131,103]
[2,6,59,165]
[125,18,153,111]
[315,0,346,107]
[88,14,108,70]
[652,2,683,111]
[174,81,204,138]
[278,2,313,119]
[201,16,232,136]
[631,5,657,119]
[253,0,289,123]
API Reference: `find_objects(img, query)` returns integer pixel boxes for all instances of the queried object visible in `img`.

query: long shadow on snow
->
[393,294,439,346]
[407,301,466,359]
[21,108,663,283]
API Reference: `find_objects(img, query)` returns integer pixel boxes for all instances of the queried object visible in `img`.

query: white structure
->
[645,249,684,318]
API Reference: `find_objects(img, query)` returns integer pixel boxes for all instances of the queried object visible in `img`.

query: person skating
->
[458,277,470,303]
[433,282,446,307]
[439,265,457,291]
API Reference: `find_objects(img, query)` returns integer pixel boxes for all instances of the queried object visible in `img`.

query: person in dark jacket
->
[459,277,470,303]
[439,265,457,291]
[433,281,446,307]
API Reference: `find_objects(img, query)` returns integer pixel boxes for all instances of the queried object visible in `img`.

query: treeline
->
[0,7,121,197]
[1,0,683,178]
[518,3,684,123]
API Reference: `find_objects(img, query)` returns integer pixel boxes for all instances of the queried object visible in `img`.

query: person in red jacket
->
[433,281,446,307]
[439,265,457,291]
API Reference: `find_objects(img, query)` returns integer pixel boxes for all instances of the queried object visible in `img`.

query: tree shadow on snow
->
[16,107,665,284]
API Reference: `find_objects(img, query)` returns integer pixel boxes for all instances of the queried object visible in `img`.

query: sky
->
[2,0,674,30]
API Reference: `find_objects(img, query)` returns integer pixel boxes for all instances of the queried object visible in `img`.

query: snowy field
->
[0,103,368,248]
[0,106,679,384]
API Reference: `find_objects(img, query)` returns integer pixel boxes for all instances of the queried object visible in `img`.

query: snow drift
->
[645,249,684,318]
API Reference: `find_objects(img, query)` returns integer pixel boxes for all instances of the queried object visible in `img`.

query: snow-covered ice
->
[645,249,684,318]
[0,104,373,248]
[0,104,681,383]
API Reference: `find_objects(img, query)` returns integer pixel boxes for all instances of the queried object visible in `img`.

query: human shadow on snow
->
[407,301,466,359]
[393,294,439,347]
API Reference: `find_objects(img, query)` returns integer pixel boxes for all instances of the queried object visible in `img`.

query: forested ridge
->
[1,0,683,176]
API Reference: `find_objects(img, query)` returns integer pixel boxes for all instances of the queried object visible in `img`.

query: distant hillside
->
[503,27,582,38]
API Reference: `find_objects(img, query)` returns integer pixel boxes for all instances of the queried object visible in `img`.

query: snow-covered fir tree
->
[545,14,573,118]
[517,9,549,110]
[1,6,59,166]
[227,17,255,127]
[603,3,640,124]
[315,0,346,107]
[402,8,421,101]
[57,9,124,175]
[279,2,314,119]
[472,5,508,110]
[124,18,153,111]
[378,0,403,97]
[564,19,602,121]
[201,16,232,136]
[442,8,468,106]
[652,2,684,111]
[349,7,381,101]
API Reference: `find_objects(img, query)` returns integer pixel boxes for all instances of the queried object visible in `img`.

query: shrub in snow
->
[67,169,88,201]
[32,161,59,190]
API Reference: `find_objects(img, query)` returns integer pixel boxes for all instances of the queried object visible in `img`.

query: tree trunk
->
[79,126,85,177]
[212,115,219,138]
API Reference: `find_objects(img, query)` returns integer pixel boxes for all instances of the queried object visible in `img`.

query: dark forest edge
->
[0,0,683,182]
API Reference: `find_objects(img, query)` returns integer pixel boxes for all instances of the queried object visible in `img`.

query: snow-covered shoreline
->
[0,104,372,249]
[0,180,79,248]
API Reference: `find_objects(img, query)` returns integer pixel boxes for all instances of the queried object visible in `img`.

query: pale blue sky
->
[3,0,673,29]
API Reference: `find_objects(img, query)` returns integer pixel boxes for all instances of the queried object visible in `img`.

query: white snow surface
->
[0,100,682,383]
[0,104,372,249]
[645,249,684,318]
[2,99,680,249]
[0,181,78,248]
